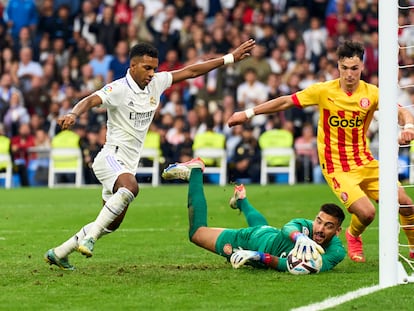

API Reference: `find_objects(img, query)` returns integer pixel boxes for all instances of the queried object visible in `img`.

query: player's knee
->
[361,210,376,225]
[189,228,202,244]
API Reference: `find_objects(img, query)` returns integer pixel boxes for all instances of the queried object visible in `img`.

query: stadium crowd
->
[0,0,412,186]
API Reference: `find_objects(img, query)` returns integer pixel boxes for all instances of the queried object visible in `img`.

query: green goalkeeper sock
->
[238,198,268,227]
[188,168,207,239]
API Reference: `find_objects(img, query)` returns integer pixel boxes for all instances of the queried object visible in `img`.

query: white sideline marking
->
[290,285,382,311]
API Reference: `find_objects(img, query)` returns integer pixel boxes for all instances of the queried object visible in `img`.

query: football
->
[287,251,322,275]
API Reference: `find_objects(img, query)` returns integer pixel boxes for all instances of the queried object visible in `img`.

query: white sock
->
[84,187,135,240]
[54,222,94,258]
[54,222,114,259]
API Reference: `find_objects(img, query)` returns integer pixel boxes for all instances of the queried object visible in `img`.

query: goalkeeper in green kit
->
[162,157,346,274]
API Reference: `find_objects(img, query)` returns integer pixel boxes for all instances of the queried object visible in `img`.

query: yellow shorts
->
[323,160,380,209]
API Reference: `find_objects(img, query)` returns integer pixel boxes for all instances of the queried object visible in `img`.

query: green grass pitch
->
[1,184,413,310]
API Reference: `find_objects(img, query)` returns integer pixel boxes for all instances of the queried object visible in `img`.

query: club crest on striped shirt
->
[359,98,371,109]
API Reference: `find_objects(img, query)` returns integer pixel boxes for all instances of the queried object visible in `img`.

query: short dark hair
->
[320,203,345,225]
[337,41,364,60]
[129,42,158,59]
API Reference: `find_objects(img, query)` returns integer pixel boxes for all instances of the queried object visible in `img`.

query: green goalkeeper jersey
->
[216,218,345,272]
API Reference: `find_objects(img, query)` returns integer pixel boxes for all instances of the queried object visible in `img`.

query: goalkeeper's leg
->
[230,184,268,226]
[187,168,208,240]
[187,167,225,253]
[239,199,268,227]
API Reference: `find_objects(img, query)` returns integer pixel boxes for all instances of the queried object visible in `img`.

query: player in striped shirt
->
[228,40,414,263]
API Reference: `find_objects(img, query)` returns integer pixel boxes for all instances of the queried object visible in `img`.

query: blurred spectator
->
[125,22,139,49]
[146,16,180,63]
[90,4,121,55]
[3,91,29,137]
[72,36,92,66]
[51,37,70,71]
[88,43,113,82]
[228,123,261,184]
[139,0,164,18]
[353,0,378,34]
[158,49,187,100]
[325,0,356,38]
[45,101,61,138]
[73,0,97,46]
[4,0,39,42]
[130,2,153,43]
[54,0,81,18]
[14,46,44,92]
[23,75,51,117]
[160,89,187,117]
[363,31,379,79]
[0,72,24,120]
[82,126,101,184]
[10,122,35,186]
[303,16,327,71]
[294,122,318,183]
[165,115,190,162]
[49,81,66,103]
[192,114,225,162]
[237,44,272,83]
[1,47,19,75]
[13,26,37,59]
[37,0,56,40]
[285,6,310,35]
[257,23,278,58]
[210,26,231,54]
[29,127,51,186]
[107,40,129,82]
[51,4,75,46]
[151,4,183,34]
[236,67,268,128]
[38,34,51,64]
[114,0,133,26]
[183,108,199,139]
[77,63,104,98]
[68,54,81,81]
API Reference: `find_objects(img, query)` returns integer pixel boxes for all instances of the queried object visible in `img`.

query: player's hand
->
[398,128,414,145]
[292,234,325,261]
[230,249,262,269]
[57,113,77,130]
[231,39,256,63]
[227,112,248,128]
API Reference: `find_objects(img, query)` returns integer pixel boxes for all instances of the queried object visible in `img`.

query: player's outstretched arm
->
[58,94,102,130]
[230,248,277,269]
[171,39,256,83]
[398,106,414,145]
[227,95,295,127]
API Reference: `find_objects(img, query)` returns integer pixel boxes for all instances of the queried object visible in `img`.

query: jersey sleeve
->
[280,218,313,241]
[154,71,173,92]
[319,236,346,272]
[94,81,125,108]
[292,82,324,108]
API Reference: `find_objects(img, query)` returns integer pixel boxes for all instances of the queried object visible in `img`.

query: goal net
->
[379,0,414,286]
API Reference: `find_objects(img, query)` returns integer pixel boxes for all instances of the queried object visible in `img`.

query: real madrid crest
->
[150,96,156,106]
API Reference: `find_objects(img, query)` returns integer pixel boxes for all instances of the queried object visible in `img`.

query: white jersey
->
[94,69,172,170]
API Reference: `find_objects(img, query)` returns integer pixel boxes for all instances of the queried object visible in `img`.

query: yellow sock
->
[400,214,414,249]
[349,214,367,237]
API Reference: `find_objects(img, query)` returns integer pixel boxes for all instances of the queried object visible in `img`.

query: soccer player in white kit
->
[45,39,256,270]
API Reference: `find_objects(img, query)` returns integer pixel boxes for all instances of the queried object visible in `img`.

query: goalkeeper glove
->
[292,233,325,261]
[230,248,272,269]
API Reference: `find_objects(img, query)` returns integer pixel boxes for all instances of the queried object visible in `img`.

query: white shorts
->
[92,144,137,201]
